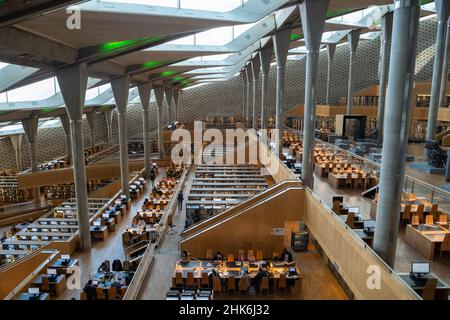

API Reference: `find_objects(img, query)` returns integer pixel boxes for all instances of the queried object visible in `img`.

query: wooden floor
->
[57,169,166,300]
[139,166,349,300]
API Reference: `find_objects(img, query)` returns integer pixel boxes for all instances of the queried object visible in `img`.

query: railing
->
[304,189,421,300]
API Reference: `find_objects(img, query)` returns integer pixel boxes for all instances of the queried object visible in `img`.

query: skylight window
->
[6,77,60,102]
[180,0,242,13]
[85,84,111,100]
[101,0,178,7]
[195,26,233,46]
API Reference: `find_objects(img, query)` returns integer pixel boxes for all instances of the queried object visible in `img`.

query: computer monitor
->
[348,207,360,214]
[61,254,70,261]
[93,221,101,227]
[289,267,296,273]
[92,280,98,285]
[47,268,57,275]
[332,196,344,204]
[363,220,376,232]
[28,288,40,295]
[411,262,430,276]
[102,213,110,219]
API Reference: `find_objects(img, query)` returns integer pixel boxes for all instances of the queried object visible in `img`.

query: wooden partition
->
[180,186,305,258]
[88,179,121,198]
[0,249,59,299]
[303,190,420,300]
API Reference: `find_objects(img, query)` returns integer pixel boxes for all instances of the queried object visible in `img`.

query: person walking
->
[177,191,184,212]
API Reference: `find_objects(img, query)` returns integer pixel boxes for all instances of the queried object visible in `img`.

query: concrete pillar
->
[173,88,180,121]
[111,76,131,199]
[9,135,22,172]
[154,85,165,159]
[56,64,91,250]
[439,17,450,108]
[272,28,291,157]
[326,44,336,105]
[299,0,329,189]
[86,111,96,149]
[245,65,253,128]
[251,56,261,129]
[104,109,114,143]
[60,114,72,163]
[165,85,173,125]
[373,0,420,267]
[241,71,248,123]
[21,115,40,201]
[138,82,152,178]
[426,0,450,140]
[346,29,361,114]
[260,47,272,130]
[376,12,393,146]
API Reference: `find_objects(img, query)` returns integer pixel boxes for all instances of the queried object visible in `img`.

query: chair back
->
[175,272,184,286]
[206,249,213,260]
[213,277,222,292]
[430,204,438,219]
[123,260,131,272]
[332,201,341,214]
[96,287,105,300]
[256,250,263,261]
[425,215,434,225]
[346,212,355,228]
[42,276,50,291]
[402,205,412,220]
[107,287,116,300]
[261,277,269,291]
[187,272,195,287]
[421,278,438,300]
[439,214,448,224]
[80,292,87,300]
[227,277,236,292]
[201,272,209,286]
[167,214,173,226]
[272,252,279,260]
[278,274,287,290]
[416,204,424,218]
[227,254,234,262]
[411,214,420,226]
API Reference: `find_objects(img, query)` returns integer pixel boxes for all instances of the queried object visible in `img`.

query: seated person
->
[97,261,108,273]
[281,248,293,263]
[83,280,97,300]
[213,251,225,261]
[181,250,191,262]
[253,267,269,291]
[143,198,151,209]
[237,251,246,262]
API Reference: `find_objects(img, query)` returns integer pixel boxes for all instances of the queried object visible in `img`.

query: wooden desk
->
[90,226,108,240]
[398,273,450,300]
[404,224,450,260]
[352,229,374,247]
[31,274,67,297]
[50,258,79,274]
[17,292,50,300]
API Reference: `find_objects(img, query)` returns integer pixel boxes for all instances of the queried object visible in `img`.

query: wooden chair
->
[438,214,448,224]
[430,204,439,220]
[227,277,236,295]
[186,272,196,288]
[206,249,213,260]
[346,212,355,229]
[421,278,438,300]
[120,287,127,297]
[123,260,131,272]
[345,172,353,189]
[354,172,363,189]
[332,201,341,214]
[411,214,420,226]
[96,287,106,300]
[440,233,450,260]
[277,274,287,292]
[239,277,249,295]
[175,272,184,288]
[272,252,279,260]
[416,204,425,222]
[425,215,434,225]
[260,277,270,294]
[201,272,209,289]
[256,250,263,261]
[80,292,87,300]
[247,250,255,261]
[107,287,116,300]
[401,205,412,226]
[227,254,235,262]
[213,277,222,294]
[42,276,50,292]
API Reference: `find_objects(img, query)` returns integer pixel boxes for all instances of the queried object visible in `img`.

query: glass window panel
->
[195,26,233,46]
[181,0,241,12]
[85,83,111,100]
[101,0,178,7]
[0,92,6,103]
[201,54,230,61]
[166,35,195,45]
[233,22,257,39]
[6,77,59,102]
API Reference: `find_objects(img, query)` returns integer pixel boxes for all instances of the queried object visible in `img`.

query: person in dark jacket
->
[83,280,97,300]
[281,248,293,262]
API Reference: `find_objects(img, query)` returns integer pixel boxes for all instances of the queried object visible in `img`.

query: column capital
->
[138,82,152,110]
[259,46,272,77]
[111,76,130,114]
[272,28,291,68]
